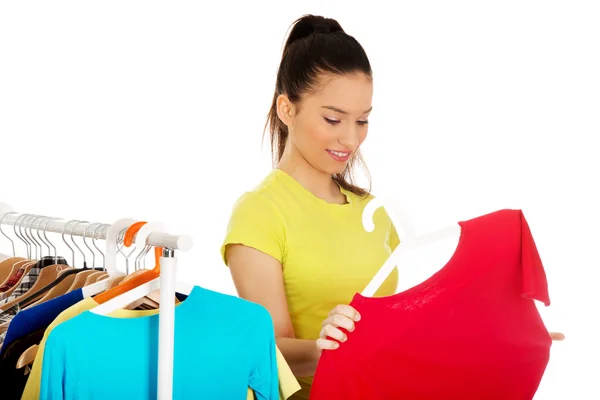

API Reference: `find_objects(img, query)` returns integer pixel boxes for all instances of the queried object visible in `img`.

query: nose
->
[338,125,360,150]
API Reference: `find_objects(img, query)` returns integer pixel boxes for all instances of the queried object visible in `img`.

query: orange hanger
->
[122,222,162,269]
[94,221,163,304]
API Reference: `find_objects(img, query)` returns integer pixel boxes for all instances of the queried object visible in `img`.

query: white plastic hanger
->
[89,222,193,315]
[81,219,135,298]
[361,197,461,297]
[362,195,417,241]
[80,274,109,298]
[105,217,137,277]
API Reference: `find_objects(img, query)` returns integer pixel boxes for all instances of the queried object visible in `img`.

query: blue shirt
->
[40,285,278,399]
[0,289,83,354]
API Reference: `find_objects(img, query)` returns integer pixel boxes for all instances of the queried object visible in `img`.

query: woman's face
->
[278,72,373,175]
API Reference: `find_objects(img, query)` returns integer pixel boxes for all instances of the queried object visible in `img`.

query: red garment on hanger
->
[310,209,552,400]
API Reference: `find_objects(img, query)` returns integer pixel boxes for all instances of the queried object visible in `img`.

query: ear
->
[276,94,295,127]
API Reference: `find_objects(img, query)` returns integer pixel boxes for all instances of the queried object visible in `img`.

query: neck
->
[278,147,346,204]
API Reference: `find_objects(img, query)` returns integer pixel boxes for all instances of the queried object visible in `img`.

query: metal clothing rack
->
[0,202,192,400]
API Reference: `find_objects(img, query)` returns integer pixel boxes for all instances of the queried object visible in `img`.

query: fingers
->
[318,305,362,351]
[328,304,361,321]
[322,313,355,332]
[549,332,565,341]
[320,323,348,343]
[323,305,360,331]
[316,337,339,351]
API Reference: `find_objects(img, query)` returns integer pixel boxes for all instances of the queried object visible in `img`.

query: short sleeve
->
[247,346,300,400]
[249,307,279,400]
[221,192,285,265]
[520,210,551,307]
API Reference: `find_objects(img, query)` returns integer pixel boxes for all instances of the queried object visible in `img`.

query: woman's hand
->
[316,304,361,351]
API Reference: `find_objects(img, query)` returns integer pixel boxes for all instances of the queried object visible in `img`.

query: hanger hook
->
[20,215,35,258]
[27,215,45,260]
[123,221,149,272]
[14,214,30,258]
[83,222,101,269]
[135,245,152,270]
[116,227,136,274]
[61,220,79,266]
[22,214,40,259]
[34,216,51,257]
[27,215,45,259]
[19,214,37,260]
[44,217,62,263]
[0,211,18,256]
[70,221,89,268]
[362,196,414,239]
[92,224,107,271]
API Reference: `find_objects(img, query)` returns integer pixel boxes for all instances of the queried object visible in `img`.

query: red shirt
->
[310,209,552,400]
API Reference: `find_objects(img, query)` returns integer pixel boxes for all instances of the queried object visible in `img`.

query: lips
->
[327,149,351,162]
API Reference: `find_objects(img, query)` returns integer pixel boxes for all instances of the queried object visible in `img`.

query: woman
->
[221,14,399,399]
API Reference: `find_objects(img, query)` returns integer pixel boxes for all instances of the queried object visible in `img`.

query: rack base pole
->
[158,248,176,400]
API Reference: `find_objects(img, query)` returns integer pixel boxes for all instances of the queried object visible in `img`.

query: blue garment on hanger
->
[40,285,279,400]
[0,289,83,354]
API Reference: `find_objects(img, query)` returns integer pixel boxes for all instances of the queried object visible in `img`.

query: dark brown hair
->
[264,14,372,196]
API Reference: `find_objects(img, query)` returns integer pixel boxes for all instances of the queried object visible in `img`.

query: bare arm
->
[225,243,321,377]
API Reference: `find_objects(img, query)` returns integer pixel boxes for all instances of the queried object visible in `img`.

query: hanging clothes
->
[0,266,28,294]
[310,209,552,400]
[0,256,68,306]
[0,257,27,286]
[0,257,68,331]
[14,286,299,400]
[0,288,83,354]
[0,211,301,399]
[1,327,45,400]
[34,285,298,399]
[0,289,84,400]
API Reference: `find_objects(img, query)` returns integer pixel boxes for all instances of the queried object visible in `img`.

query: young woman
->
[221,14,399,399]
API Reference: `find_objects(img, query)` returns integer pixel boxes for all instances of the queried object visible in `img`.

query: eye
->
[357,120,369,126]
[324,117,340,126]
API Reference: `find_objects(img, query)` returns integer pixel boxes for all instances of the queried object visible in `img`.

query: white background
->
[1,1,598,398]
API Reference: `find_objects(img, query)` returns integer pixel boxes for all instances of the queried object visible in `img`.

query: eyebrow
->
[321,105,373,115]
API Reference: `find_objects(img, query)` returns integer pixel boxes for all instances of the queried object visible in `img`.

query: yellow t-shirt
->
[21,296,300,400]
[221,169,399,399]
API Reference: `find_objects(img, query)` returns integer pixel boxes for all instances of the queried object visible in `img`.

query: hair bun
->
[313,24,331,34]
[285,14,344,46]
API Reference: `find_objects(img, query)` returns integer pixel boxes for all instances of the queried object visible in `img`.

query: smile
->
[326,149,351,162]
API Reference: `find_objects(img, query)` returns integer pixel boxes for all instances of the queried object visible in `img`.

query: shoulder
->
[227,190,283,232]
[45,299,94,335]
[199,287,274,327]
[221,173,289,264]
[468,209,524,235]
[227,171,292,221]
[230,190,277,216]
[44,313,80,348]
